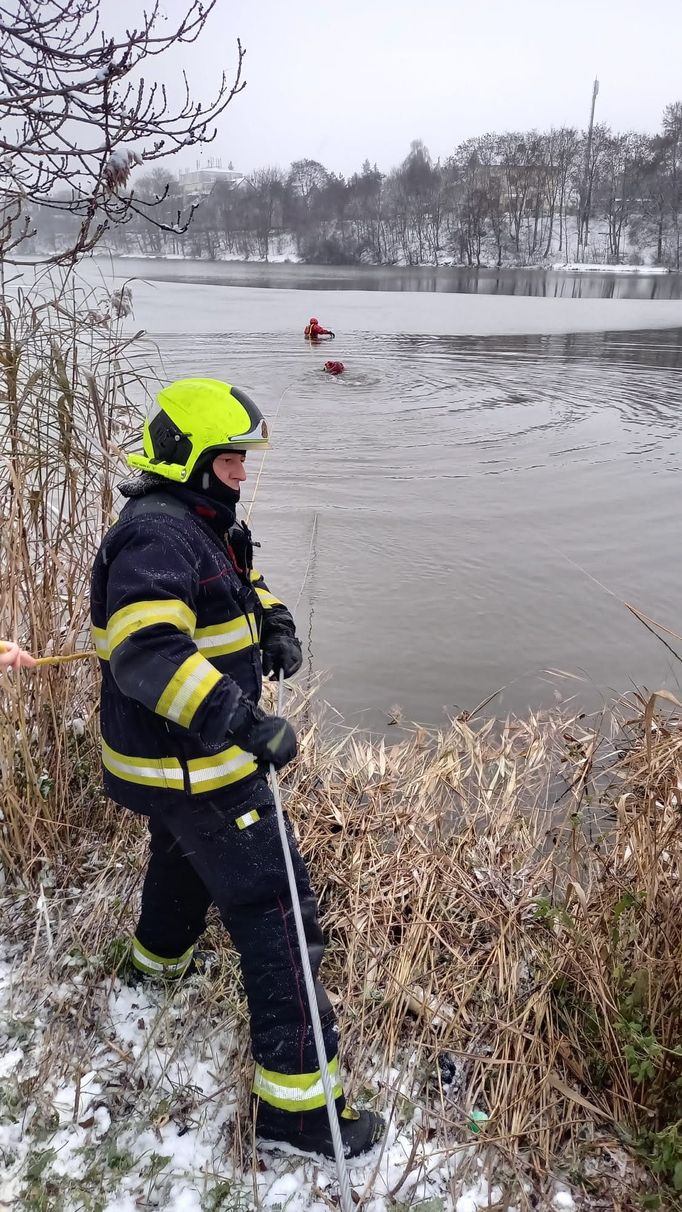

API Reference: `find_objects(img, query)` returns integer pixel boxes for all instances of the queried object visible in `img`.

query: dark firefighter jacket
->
[90,481,298,814]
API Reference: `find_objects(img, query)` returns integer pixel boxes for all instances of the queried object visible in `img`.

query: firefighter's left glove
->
[230,699,298,770]
[261,634,303,680]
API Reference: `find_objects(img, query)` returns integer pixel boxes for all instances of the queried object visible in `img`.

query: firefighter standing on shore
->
[89,378,383,1159]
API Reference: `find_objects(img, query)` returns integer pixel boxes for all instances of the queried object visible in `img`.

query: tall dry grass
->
[0,266,148,878]
[288,700,681,1197]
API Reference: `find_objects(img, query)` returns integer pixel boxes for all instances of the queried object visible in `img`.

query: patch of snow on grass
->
[0,918,604,1211]
[552,1189,577,1210]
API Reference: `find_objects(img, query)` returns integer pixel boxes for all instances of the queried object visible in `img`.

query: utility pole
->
[578,77,600,261]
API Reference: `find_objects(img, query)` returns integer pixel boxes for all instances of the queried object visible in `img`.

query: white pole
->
[268,670,354,1212]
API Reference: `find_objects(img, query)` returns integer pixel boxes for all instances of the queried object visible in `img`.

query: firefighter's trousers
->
[132,777,344,1119]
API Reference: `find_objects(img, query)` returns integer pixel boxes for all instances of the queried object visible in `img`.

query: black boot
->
[255,1101,384,1160]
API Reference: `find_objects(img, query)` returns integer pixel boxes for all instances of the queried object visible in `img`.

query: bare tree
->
[348,162,386,263]
[497,132,542,256]
[246,166,285,262]
[0,0,245,263]
[662,102,682,269]
[636,136,673,265]
[541,128,580,257]
[596,132,646,264]
[287,159,329,208]
[575,123,611,260]
[447,142,488,265]
[397,141,442,264]
[286,157,328,251]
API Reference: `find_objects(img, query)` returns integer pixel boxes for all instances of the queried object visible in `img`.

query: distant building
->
[179,159,244,198]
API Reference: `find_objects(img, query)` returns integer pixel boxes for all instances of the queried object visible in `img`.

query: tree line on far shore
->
[32,104,682,269]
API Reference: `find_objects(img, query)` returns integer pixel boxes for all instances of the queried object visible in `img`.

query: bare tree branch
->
[0,0,246,263]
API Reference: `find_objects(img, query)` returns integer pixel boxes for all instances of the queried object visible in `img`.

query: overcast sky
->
[120,0,682,176]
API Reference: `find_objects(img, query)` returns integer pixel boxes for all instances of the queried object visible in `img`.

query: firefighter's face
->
[213,452,247,491]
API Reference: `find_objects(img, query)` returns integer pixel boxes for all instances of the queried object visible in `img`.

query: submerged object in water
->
[324,360,345,376]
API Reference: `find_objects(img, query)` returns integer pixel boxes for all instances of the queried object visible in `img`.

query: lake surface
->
[80,258,682,728]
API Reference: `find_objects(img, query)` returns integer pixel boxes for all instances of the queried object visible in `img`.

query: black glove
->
[230,699,298,770]
[227,519,259,575]
[329,331,336,338]
[261,634,303,680]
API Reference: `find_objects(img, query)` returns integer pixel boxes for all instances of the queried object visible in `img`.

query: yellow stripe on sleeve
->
[107,599,196,656]
[155,651,222,729]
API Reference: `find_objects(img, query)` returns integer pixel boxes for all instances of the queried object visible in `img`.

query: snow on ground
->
[0,939,489,1211]
[112,249,302,266]
[0,927,581,1211]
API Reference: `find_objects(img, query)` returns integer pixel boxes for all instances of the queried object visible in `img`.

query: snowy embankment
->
[0,924,576,1212]
[552,262,671,275]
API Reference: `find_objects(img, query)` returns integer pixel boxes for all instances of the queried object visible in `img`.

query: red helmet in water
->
[309,317,318,325]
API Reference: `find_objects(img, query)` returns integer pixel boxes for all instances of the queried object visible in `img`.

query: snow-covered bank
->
[552,263,671,275]
[104,251,675,275]
[0,926,540,1212]
[112,248,302,266]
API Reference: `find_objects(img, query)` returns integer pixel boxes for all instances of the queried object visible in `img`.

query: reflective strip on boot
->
[253,1057,343,1112]
[131,937,194,978]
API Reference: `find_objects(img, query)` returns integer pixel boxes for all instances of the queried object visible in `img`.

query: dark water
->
[81,259,682,728]
[95,254,682,300]
[235,329,682,727]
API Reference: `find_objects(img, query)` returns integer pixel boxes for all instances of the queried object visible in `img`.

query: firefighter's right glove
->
[230,700,298,770]
[329,331,336,338]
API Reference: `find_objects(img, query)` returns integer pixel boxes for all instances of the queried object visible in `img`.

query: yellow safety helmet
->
[127,378,270,483]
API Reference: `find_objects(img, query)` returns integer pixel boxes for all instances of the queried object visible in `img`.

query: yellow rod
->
[0,641,96,668]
